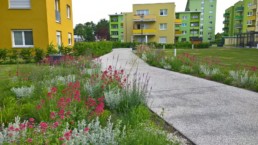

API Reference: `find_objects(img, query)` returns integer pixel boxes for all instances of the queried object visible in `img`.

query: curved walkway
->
[100,48,258,145]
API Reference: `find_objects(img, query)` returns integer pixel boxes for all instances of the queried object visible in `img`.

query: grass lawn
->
[165,48,258,73]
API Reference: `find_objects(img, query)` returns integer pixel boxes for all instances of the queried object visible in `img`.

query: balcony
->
[175,19,182,24]
[175,26,180,30]
[235,15,243,20]
[223,12,230,17]
[247,26,255,31]
[250,4,257,10]
[235,24,242,28]
[111,35,119,38]
[223,20,229,24]
[175,30,182,36]
[248,15,256,20]
[235,7,244,12]
[133,15,156,22]
[132,29,156,35]
[55,10,61,22]
[223,27,229,31]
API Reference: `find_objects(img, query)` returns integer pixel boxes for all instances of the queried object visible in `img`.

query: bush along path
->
[0,55,184,144]
[99,48,258,145]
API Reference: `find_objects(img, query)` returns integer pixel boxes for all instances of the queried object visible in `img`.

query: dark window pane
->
[24,31,33,45]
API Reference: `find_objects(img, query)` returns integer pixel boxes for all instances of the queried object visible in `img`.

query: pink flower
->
[86,97,96,107]
[52,121,59,128]
[39,122,48,132]
[50,112,56,119]
[84,127,89,132]
[29,118,35,122]
[64,131,72,140]
[19,123,26,130]
[51,87,57,93]
[27,138,33,143]
[95,102,104,115]
[8,126,15,131]
[59,137,65,141]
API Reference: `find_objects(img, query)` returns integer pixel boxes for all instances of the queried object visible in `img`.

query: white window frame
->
[136,10,149,15]
[67,5,71,19]
[159,36,167,44]
[9,0,31,9]
[160,9,168,16]
[182,16,188,20]
[68,33,72,45]
[56,31,62,47]
[160,23,167,30]
[12,30,34,48]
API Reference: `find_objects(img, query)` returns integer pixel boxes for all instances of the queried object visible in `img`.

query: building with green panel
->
[175,11,201,42]
[109,14,124,42]
[233,1,244,34]
[185,0,217,42]
[223,6,235,36]
[243,0,256,32]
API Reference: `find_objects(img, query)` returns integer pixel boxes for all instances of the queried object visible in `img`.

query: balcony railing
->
[175,30,182,36]
[235,15,243,20]
[175,19,182,24]
[223,27,229,31]
[250,4,257,9]
[133,15,156,22]
[55,10,61,22]
[247,26,255,31]
[248,15,256,20]
[223,13,230,17]
[235,24,242,28]
[235,7,244,12]
[132,29,156,35]
[223,20,229,24]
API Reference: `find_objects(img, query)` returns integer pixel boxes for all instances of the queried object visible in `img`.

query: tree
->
[74,22,96,42]
[95,19,110,41]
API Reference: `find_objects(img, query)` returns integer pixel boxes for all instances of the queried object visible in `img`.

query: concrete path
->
[100,48,258,145]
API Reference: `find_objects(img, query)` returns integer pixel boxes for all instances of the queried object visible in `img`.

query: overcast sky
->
[72,0,240,33]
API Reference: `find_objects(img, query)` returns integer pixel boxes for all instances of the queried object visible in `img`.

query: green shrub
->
[74,42,113,57]
[34,48,45,63]
[195,42,210,49]
[175,42,192,49]
[47,43,58,55]
[121,123,180,145]
[0,48,8,60]
[20,49,32,63]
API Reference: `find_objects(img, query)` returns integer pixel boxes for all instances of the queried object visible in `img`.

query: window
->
[12,30,33,47]
[67,5,71,19]
[56,31,62,47]
[182,16,188,20]
[209,16,213,19]
[111,31,118,35]
[160,9,168,16]
[181,23,187,27]
[68,33,72,45]
[208,27,212,30]
[247,12,253,16]
[182,31,187,35]
[209,11,213,13]
[55,0,61,22]
[248,3,252,7]
[247,20,253,25]
[111,24,118,29]
[136,10,149,15]
[160,23,167,30]
[192,15,199,19]
[159,37,167,43]
[9,0,31,9]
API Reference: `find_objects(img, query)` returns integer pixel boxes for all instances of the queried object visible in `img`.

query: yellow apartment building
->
[131,3,176,44]
[0,0,74,50]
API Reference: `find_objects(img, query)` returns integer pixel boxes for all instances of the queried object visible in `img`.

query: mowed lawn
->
[165,48,258,73]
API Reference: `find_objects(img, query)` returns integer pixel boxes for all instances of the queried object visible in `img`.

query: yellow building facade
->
[0,0,74,50]
[130,3,176,44]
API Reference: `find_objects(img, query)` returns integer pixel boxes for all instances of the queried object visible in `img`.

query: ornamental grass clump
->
[199,65,220,78]
[11,85,35,98]
[229,70,257,88]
